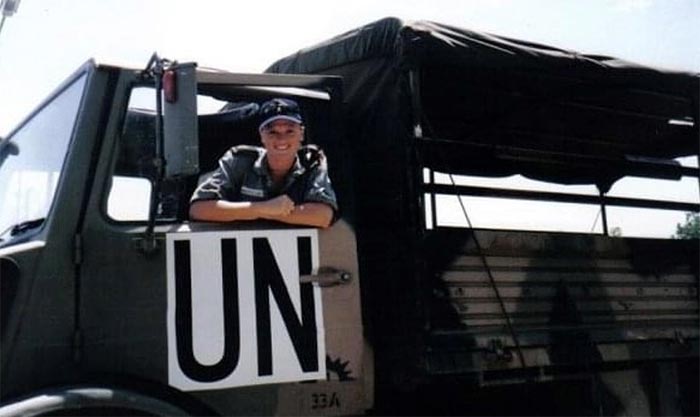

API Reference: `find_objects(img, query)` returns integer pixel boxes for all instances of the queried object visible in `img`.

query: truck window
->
[107,176,152,221]
[0,73,87,241]
[105,80,339,225]
[104,69,341,226]
[106,86,229,222]
[106,86,159,222]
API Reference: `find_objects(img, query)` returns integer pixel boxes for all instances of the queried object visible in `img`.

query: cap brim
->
[259,115,303,131]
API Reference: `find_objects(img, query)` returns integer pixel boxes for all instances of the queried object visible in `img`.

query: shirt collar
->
[254,150,306,180]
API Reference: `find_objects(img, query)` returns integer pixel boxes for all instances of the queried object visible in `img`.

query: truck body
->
[1,17,698,416]
[266,18,699,415]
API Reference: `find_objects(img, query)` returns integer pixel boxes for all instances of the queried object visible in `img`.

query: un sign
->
[166,229,326,391]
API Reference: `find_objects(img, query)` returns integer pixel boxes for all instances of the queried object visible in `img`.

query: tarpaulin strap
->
[445,172,528,369]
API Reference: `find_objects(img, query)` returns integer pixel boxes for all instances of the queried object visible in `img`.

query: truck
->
[1,17,698,416]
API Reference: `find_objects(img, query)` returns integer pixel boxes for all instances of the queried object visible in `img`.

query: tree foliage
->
[673,212,700,239]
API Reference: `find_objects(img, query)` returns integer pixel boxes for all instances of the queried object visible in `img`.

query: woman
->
[189,98,337,228]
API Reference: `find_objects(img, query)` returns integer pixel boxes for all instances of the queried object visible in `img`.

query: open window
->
[423,156,699,238]
[106,69,343,224]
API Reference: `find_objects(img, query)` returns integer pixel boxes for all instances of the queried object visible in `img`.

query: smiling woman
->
[188,97,338,228]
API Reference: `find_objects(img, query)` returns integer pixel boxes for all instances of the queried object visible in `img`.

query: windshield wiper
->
[0,141,19,168]
[10,218,45,236]
[0,218,46,242]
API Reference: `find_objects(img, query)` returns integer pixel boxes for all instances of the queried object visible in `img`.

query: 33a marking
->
[311,392,340,409]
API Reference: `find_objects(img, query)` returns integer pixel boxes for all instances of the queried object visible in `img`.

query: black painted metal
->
[424,183,700,213]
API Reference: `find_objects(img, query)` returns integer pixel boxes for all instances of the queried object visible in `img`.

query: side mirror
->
[163,62,199,178]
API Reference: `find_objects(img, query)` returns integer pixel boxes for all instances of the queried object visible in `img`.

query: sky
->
[1,0,698,136]
[0,0,698,236]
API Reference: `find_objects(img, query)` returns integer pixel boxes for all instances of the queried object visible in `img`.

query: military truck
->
[1,17,698,416]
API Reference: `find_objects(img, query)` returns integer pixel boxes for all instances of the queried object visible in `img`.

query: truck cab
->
[0,59,370,415]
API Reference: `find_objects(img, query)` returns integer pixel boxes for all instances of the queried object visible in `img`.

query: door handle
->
[300,267,352,287]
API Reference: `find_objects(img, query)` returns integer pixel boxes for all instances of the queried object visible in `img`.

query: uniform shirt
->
[191,145,338,215]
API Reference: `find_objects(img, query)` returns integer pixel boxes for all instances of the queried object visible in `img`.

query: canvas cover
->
[267,17,699,187]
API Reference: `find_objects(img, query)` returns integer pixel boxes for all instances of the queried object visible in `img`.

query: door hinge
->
[73,234,83,265]
[72,328,83,363]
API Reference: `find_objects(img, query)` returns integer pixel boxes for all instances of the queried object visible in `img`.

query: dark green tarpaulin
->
[267,17,699,187]
[266,19,700,399]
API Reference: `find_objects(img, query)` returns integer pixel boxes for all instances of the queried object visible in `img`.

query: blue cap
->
[258,98,303,131]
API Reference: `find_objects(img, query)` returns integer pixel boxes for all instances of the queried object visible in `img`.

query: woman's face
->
[260,119,304,160]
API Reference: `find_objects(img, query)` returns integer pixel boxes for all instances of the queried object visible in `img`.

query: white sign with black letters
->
[166,229,325,391]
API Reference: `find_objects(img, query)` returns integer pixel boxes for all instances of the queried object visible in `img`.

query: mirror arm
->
[139,53,173,254]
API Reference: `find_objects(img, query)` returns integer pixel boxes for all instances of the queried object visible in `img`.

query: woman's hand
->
[257,195,295,218]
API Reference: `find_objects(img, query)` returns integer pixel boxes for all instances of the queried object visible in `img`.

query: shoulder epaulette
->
[298,144,326,169]
[229,145,263,158]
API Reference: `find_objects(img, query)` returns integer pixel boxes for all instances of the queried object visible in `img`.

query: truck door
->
[76,64,370,415]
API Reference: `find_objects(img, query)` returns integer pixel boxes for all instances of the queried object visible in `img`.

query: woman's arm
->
[189,196,333,228]
[189,195,294,222]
